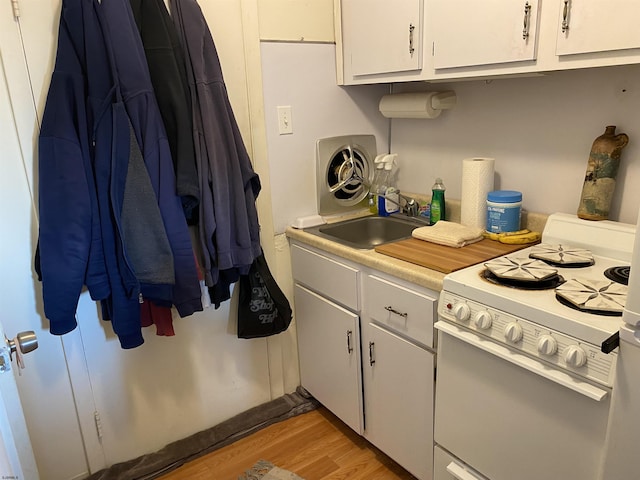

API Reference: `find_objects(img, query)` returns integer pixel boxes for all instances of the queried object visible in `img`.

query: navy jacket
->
[171,0,262,300]
[99,0,202,318]
[38,0,110,337]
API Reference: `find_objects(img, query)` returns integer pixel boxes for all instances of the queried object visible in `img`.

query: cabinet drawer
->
[365,274,435,347]
[291,244,359,311]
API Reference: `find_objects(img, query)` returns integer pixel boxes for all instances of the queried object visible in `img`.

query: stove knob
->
[474,311,493,330]
[452,303,471,322]
[537,335,558,356]
[564,345,587,368]
[504,322,523,343]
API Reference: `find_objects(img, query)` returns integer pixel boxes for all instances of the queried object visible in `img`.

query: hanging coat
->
[128,0,199,222]
[170,0,262,303]
[37,0,111,337]
[98,0,203,318]
[90,0,181,348]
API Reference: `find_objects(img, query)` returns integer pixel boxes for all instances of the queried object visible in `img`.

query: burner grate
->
[556,294,623,317]
[484,256,558,282]
[481,269,565,290]
[529,243,595,267]
[604,266,630,285]
[555,278,627,315]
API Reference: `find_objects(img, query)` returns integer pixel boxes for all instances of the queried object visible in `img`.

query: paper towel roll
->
[461,158,495,229]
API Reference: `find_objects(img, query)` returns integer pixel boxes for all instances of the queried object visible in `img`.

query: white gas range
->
[433,213,635,480]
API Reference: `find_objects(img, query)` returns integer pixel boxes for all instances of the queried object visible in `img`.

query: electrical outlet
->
[277,106,293,135]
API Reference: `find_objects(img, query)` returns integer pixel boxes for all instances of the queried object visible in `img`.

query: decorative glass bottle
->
[577,125,628,221]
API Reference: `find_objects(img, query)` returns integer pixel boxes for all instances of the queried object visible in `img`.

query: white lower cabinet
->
[362,323,434,479]
[362,274,436,480]
[291,242,437,479]
[294,284,363,434]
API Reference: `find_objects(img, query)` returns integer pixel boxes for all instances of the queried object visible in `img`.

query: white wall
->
[260,42,390,234]
[390,65,640,225]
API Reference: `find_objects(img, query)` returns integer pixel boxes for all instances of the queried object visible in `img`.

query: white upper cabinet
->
[431,0,541,69]
[555,0,640,56]
[344,0,422,76]
[336,0,640,83]
[339,0,426,84]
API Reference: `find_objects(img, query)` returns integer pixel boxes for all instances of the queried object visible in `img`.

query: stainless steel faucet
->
[377,192,419,217]
[328,159,420,217]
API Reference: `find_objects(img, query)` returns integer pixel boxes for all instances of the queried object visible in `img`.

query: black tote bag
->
[237,253,292,338]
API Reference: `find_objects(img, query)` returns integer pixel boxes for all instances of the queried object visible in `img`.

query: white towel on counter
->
[412,221,485,248]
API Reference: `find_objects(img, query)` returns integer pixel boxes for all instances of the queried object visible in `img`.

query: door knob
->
[5,330,38,360]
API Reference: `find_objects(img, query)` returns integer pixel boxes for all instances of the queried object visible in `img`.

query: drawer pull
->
[385,305,408,318]
[346,330,353,354]
[369,341,375,366]
[446,461,487,480]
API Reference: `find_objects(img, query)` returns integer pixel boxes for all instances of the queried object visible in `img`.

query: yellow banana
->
[483,229,530,241]
[498,231,541,244]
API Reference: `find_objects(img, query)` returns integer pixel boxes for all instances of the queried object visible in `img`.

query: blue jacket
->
[98,0,202,318]
[38,0,110,337]
[38,0,202,348]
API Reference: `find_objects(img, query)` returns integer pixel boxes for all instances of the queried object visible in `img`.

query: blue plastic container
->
[486,190,522,233]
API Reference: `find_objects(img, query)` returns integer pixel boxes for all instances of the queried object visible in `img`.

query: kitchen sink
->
[305,215,427,249]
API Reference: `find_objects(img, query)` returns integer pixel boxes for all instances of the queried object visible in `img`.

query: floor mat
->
[238,459,305,480]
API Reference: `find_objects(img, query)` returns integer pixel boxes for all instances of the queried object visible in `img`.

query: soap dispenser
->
[368,155,386,214]
[430,177,446,224]
[377,154,399,217]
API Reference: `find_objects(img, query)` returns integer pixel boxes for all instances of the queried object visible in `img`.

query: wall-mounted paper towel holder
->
[379,91,456,119]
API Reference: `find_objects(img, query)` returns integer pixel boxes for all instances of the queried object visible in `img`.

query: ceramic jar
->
[577,125,629,221]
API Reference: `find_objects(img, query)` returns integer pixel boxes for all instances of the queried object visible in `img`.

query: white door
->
[0,322,39,479]
[0,20,39,479]
[1,3,96,478]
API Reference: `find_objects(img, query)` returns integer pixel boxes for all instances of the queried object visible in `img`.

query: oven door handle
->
[435,321,609,402]
[446,461,488,480]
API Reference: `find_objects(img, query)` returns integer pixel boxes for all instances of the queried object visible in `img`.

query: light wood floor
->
[157,407,418,480]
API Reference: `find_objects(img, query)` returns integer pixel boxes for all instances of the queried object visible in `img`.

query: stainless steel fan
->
[316,135,376,215]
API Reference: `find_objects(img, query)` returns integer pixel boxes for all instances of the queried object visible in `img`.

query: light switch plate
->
[277,105,293,135]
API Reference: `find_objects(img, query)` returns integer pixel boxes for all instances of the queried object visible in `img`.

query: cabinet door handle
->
[346,330,353,354]
[408,23,415,56]
[369,341,375,366]
[522,1,532,40]
[562,0,570,33]
[385,305,408,318]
